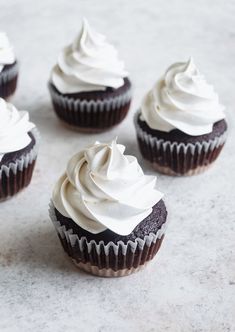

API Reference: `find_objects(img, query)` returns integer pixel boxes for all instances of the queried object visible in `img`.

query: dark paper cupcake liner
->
[0,62,18,99]
[49,203,168,277]
[0,128,40,200]
[135,113,227,176]
[48,83,132,132]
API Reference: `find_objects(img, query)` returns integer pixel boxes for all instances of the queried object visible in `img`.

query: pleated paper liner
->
[48,83,132,132]
[49,203,168,277]
[135,113,227,176]
[0,128,40,200]
[0,62,18,99]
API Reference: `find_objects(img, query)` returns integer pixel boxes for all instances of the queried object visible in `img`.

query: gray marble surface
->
[0,0,235,331]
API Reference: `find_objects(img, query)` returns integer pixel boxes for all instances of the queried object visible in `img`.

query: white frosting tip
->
[141,57,226,136]
[51,17,128,93]
[82,17,89,28]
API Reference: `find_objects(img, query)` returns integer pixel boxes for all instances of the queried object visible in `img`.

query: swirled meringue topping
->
[0,98,35,159]
[51,18,128,94]
[0,32,15,73]
[141,57,225,136]
[52,139,163,235]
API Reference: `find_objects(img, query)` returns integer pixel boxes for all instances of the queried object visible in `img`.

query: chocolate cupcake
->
[135,57,227,176]
[49,139,168,277]
[0,32,18,99]
[0,99,39,200]
[49,19,132,132]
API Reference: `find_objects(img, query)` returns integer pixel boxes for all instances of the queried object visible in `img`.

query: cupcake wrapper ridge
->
[49,202,168,277]
[0,62,19,99]
[49,83,132,131]
[0,127,40,200]
[135,113,227,176]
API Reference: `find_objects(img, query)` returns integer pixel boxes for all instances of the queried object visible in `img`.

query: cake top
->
[0,98,35,160]
[51,18,128,94]
[0,32,15,73]
[52,139,163,235]
[141,57,225,136]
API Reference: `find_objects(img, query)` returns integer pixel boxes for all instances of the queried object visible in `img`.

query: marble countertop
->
[0,0,235,331]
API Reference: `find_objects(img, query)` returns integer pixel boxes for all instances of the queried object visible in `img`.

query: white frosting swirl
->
[141,57,225,136]
[0,98,35,160]
[0,32,15,73]
[51,18,128,94]
[52,140,163,235]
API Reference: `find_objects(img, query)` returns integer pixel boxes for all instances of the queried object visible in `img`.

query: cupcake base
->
[0,62,18,99]
[49,78,132,132]
[0,128,40,201]
[135,112,227,176]
[59,111,130,134]
[0,160,36,201]
[49,201,167,277]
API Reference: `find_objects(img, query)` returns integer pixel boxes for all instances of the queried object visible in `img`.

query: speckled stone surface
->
[0,1,235,331]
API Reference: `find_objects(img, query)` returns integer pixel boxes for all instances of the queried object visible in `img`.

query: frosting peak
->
[0,98,35,159]
[0,32,15,73]
[51,18,128,94]
[141,57,225,136]
[53,140,163,235]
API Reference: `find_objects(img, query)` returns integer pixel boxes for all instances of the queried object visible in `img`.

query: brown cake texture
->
[49,77,132,132]
[135,112,227,176]
[51,200,168,276]
[0,131,38,200]
[0,61,18,99]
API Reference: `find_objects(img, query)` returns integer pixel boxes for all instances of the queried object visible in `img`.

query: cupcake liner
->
[135,113,227,176]
[49,203,168,277]
[49,83,132,131]
[0,62,18,99]
[0,128,40,200]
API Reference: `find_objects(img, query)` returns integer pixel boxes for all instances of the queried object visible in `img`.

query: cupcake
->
[0,32,18,99]
[135,57,227,176]
[49,139,167,277]
[0,98,39,200]
[49,18,132,133]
